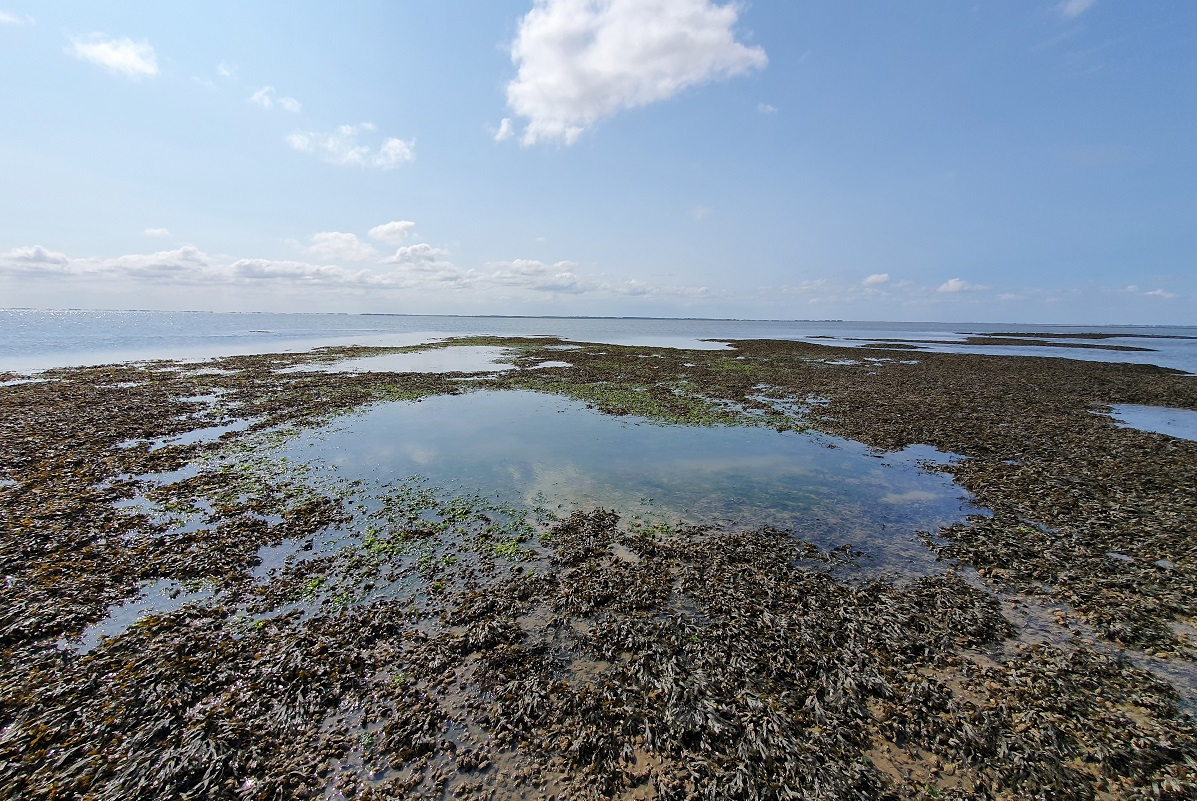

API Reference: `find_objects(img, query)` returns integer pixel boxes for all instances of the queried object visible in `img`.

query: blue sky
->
[1,1,1194,323]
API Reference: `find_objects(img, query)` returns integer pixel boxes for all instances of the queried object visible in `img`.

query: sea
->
[3,308,1196,375]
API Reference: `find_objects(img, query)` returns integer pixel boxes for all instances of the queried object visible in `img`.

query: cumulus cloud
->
[1,241,713,303]
[250,86,301,112]
[1,245,69,267]
[143,228,172,238]
[504,0,768,145]
[1058,0,1097,19]
[1144,289,1176,299]
[1,246,210,280]
[368,220,417,244]
[756,102,777,114]
[488,259,586,293]
[301,232,377,262]
[383,244,460,282]
[102,247,211,278]
[68,34,158,79]
[0,245,384,289]
[937,277,990,293]
[287,124,414,169]
[225,259,389,287]
[862,273,889,286]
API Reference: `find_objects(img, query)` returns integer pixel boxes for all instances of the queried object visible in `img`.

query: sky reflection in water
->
[285,390,978,575]
[1106,404,1197,443]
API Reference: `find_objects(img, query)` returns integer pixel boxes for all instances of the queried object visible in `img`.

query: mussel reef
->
[1,336,1196,799]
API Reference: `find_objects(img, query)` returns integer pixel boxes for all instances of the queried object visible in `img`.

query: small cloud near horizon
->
[143,228,172,238]
[1124,285,1177,300]
[862,273,889,286]
[937,277,990,293]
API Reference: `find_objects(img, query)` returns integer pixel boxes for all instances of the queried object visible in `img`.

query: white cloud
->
[488,259,585,292]
[504,0,768,145]
[217,62,236,80]
[756,102,777,114]
[1058,0,1097,19]
[1,246,210,280]
[1,245,69,266]
[143,228,172,238]
[385,243,456,268]
[862,273,889,286]
[493,117,515,142]
[102,247,210,278]
[937,277,990,293]
[1,241,714,303]
[225,259,389,287]
[483,258,709,298]
[368,220,417,244]
[1122,285,1178,300]
[68,34,158,79]
[0,11,33,25]
[250,86,301,113]
[692,205,712,221]
[287,124,414,169]
[383,243,476,286]
[301,232,377,262]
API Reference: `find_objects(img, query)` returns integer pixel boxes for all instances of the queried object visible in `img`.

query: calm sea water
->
[3,308,1196,373]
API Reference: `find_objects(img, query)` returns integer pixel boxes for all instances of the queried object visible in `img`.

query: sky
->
[1,1,1194,324]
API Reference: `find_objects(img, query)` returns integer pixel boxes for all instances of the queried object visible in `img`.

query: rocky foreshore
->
[1,336,1194,799]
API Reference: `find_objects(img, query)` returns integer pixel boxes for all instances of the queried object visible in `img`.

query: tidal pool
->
[1105,403,1197,443]
[284,390,977,575]
[66,579,214,654]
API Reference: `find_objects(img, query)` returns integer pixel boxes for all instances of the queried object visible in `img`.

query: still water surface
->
[72,389,977,650]
[284,390,976,574]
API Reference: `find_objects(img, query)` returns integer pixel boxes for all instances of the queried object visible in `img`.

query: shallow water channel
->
[284,389,977,575]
